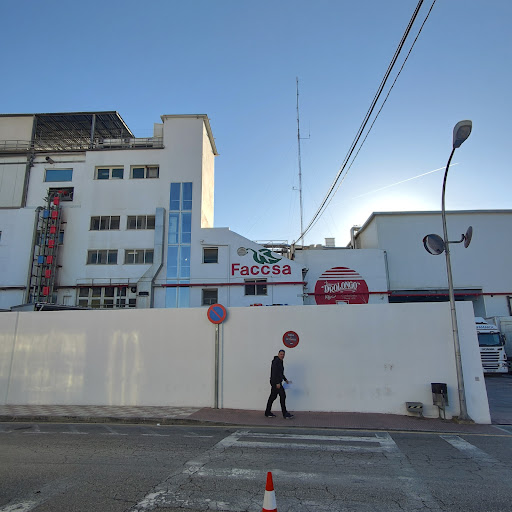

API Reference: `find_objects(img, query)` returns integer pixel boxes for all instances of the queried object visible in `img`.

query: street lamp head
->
[452,120,472,149]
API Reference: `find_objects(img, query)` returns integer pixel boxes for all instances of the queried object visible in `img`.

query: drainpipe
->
[137,207,165,308]
[350,226,361,249]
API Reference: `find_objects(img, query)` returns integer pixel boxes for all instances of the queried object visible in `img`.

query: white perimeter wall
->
[0,302,490,423]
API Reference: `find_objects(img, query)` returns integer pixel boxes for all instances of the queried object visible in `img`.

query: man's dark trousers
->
[265,384,288,416]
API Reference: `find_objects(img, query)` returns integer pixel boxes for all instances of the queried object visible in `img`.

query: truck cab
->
[475,317,508,373]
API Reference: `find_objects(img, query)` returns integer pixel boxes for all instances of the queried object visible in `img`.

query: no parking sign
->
[207,303,227,324]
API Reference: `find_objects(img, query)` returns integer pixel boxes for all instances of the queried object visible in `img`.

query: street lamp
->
[423,120,473,422]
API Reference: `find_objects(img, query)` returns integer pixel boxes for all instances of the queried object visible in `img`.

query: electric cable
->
[304,0,437,236]
[295,0,434,243]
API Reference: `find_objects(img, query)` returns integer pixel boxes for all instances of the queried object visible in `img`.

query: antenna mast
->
[296,77,304,247]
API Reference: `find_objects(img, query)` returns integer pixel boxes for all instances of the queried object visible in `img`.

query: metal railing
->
[0,137,164,153]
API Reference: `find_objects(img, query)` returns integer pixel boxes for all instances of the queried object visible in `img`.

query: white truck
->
[475,317,508,373]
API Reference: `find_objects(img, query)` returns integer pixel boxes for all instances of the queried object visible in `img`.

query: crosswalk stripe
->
[440,435,499,464]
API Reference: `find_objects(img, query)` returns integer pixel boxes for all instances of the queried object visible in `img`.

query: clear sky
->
[2,1,510,246]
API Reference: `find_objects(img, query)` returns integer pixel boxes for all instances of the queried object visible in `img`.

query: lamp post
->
[441,120,473,421]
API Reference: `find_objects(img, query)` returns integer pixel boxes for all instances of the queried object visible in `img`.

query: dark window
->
[87,249,117,265]
[124,249,154,264]
[90,216,120,230]
[127,215,155,230]
[202,289,218,306]
[203,247,218,264]
[245,279,267,296]
[131,166,159,179]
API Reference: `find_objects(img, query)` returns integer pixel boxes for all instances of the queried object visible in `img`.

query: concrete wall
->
[0,302,490,423]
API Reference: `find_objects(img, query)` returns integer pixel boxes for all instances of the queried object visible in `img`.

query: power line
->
[295,0,435,243]
[305,0,437,236]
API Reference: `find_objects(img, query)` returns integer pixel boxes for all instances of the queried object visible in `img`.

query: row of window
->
[44,166,159,183]
[74,280,266,310]
[90,215,155,231]
[78,286,136,309]
[87,249,154,265]
[200,279,267,305]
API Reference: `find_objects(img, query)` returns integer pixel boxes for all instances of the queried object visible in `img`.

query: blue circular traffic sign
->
[207,303,227,324]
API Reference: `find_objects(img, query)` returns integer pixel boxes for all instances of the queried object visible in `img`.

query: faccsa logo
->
[231,247,291,276]
[314,266,369,305]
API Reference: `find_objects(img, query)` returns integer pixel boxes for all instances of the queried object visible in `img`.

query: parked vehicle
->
[485,316,512,369]
[475,317,508,373]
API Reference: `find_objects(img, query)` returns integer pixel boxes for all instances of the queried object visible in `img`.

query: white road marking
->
[132,430,441,511]
[375,433,442,511]
[22,425,51,434]
[440,435,499,464]
[140,426,169,437]
[62,425,88,435]
[101,425,127,435]
[0,500,38,512]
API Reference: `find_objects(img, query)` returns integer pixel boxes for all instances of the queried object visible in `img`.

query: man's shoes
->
[284,413,294,419]
[265,413,277,418]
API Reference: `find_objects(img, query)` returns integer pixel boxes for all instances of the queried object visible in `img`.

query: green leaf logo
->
[246,248,281,264]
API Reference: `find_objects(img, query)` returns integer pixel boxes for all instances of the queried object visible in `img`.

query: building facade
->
[0,112,303,310]
[348,210,512,319]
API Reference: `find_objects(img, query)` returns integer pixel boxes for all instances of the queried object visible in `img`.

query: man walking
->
[265,349,294,419]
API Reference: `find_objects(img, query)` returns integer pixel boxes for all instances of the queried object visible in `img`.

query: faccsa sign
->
[231,247,292,276]
[314,266,369,305]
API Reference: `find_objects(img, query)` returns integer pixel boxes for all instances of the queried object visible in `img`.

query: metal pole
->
[214,324,219,409]
[296,77,304,247]
[441,148,471,421]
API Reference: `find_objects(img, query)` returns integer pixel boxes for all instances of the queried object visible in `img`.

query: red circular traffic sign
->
[283,331,299,348]
[207,303,227,324]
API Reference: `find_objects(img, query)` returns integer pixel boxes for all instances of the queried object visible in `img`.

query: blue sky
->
[2,1,510,245]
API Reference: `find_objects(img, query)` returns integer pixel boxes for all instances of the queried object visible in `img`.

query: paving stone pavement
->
[1,376,509,434]
[0,404,504,434]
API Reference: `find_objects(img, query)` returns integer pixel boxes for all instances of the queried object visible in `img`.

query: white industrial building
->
[1,111,511,324]
[0,112,303,311]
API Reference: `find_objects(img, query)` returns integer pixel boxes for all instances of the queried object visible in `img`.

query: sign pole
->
[206,304,227,410]
[215,323,219,409]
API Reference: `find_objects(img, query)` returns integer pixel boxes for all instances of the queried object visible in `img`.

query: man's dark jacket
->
[270,356,287,385]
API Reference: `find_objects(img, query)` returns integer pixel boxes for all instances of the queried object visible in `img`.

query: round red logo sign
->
[283,331,299,348]
[314,266,369,305]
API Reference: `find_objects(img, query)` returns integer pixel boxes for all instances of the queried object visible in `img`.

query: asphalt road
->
[1,422,512,512]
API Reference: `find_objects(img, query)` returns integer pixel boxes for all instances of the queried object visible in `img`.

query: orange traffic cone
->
[262,471,277,512]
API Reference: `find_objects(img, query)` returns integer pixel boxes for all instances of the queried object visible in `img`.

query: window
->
[87,249,118,265]
[170,182,192,211]
[49,187,74,201]
[45,169,73,182]
[245,278,267,296]
[77,286,136,309]
[124,249,154,264]
[127,215,155,230]
[90,216,120,230]
[131,165,159,179]
[203,247,218,264]
[95,167,124,180]
[202,289,218,306]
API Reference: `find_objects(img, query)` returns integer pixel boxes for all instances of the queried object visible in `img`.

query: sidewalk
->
[0,404,505,434]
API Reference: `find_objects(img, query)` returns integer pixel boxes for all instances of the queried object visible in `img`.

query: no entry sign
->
[207,303,227,324]
[283,330,299,348]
